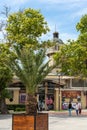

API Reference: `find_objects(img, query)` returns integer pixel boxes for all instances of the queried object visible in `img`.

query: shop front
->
[62,90,81,110]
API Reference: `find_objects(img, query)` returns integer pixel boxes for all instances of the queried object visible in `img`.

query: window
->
[19,93,26,103]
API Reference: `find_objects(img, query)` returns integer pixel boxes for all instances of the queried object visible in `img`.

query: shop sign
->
[62,90,81,98]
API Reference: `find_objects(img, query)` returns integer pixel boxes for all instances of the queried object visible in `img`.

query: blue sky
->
[0,0,87,43]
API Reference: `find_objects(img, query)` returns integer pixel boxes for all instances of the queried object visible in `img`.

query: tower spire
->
[53,25,59,39]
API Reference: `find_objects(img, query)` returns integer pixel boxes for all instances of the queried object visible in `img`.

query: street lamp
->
[56,71,61,111]
[44,82,48,110]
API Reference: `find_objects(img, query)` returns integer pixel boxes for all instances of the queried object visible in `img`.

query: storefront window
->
[19,93,26,103]
[46,95,54,110]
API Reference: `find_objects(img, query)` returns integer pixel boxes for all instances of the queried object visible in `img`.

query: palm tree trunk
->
[25,93,37,115]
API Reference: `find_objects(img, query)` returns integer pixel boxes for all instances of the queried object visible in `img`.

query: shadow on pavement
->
[0,114,12,120]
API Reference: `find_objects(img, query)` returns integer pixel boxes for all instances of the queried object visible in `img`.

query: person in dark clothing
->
[78,102,82,114]
[68,102,72,116]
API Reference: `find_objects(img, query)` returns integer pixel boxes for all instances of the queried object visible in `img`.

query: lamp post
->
[45,82,48,110]
[56,71,61,111]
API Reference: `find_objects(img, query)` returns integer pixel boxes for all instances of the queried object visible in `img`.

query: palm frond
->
[9,46,54,93]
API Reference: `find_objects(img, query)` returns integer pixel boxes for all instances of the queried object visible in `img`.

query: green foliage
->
[0,43,13,90]
[0,89,11,98]
[54,41,87,76]
[7,104,25,111]
[76,14,87,47]
[15,107,25,112]
[54,14,87,77]
[9,46,54,94]
[76,14,87,33]
[6,8,50,47]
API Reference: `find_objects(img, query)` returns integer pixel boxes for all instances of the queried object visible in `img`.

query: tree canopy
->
[6,8,50,48]
[76,14,87,34]
[0,44,12,86]
[54,14,87,77]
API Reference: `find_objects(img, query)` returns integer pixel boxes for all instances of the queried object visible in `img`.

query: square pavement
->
[0,110,87,130]
[0,115,12,130]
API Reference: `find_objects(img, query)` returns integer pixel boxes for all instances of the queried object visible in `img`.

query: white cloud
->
[2,0,28,6]
[60,33,78,43]
[37,0,87,13]
[0,0,29,11]
[39,0,87,4]
[72,8,87,18]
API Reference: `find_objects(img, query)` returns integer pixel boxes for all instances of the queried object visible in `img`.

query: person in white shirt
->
[75,102,79,116]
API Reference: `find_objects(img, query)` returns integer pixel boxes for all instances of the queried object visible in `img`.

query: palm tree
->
[9,46,54,115]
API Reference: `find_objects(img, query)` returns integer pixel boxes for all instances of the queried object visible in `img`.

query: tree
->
[6,8,49,48]
[76,14,87,47]
[0,43,13,113]
[54,14,87,77]
[8,46,54,114]
[6,8,55,115]
[76,14,87,34]
[54,41,87,77]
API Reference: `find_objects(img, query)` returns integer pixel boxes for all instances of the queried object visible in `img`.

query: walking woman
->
[68,101,72,116]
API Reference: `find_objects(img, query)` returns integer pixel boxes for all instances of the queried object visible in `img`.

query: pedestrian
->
[75,102,79,116]
[78,102,82,114]
[38,100,43,111]
[68,101,72,116]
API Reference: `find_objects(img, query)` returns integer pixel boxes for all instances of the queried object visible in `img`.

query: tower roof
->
[53,31,59,39]
[53,31,63,44]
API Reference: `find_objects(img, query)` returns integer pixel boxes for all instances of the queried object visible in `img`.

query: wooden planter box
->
[12,113,48,130]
